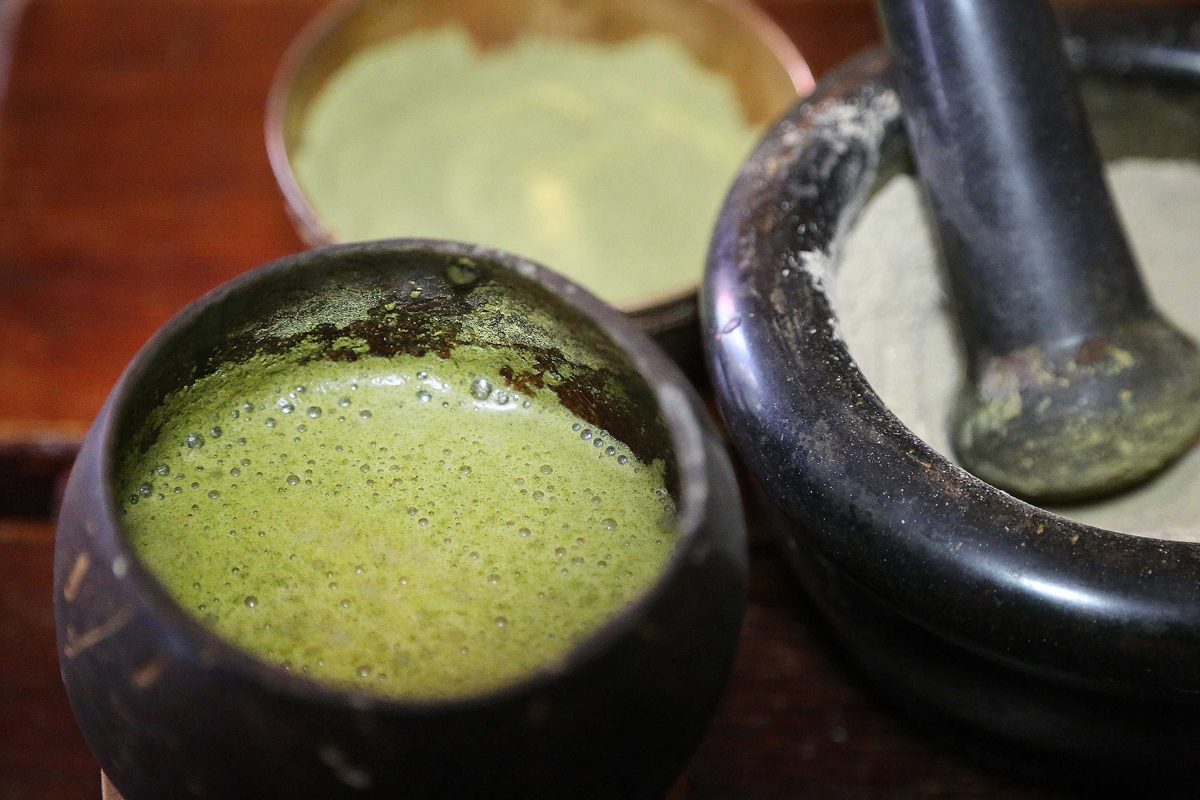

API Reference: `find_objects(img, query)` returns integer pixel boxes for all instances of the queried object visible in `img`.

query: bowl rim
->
[93,237,731,712]
[263,0,814,317]
[704,11,1200,696]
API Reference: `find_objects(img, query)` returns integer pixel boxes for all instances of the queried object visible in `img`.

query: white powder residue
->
[834,159,1200,541]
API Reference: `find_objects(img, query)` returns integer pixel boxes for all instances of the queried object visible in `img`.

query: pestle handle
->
[876,0,1200,501]
[878,0,1147,352]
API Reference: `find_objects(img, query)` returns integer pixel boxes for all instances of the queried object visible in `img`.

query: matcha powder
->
[835,159,1200,541]
[292,29,759,308]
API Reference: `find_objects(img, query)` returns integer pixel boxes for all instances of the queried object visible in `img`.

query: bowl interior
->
[113,243,680,517]
[279,0,804,148]
[833,71,1200,535]
[101,241,698,708]
[850,73,1200,211]
[1082,73,1200,161]
[267,0,807,315]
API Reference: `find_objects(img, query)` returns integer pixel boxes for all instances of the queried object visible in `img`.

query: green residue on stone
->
[292,28,759,307]
[118,349,677,699]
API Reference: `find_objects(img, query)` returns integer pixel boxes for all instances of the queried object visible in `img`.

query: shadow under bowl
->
[55,240,746,799]
[705,6,1200,786]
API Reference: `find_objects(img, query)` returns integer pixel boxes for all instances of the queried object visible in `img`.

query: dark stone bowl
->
[55,240,746,799]
[705,8,1200,785]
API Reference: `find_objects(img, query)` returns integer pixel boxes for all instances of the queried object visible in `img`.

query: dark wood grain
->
[0,0,311,443]
[0,1,1175,798]
[1,521,99,800]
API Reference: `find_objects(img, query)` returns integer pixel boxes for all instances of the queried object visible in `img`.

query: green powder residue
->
[118,350,677,699]
[292,29,759,307]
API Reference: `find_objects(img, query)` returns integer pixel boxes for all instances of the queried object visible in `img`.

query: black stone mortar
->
[55,240,746,799]
[705,7,1200,788]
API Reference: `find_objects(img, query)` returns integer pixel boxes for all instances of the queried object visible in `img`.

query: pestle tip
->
[953,315,1200,502]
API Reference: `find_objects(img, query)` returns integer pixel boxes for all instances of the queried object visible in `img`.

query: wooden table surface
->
[0,1,1180,797]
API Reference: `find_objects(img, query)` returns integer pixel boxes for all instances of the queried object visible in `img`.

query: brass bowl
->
[265,0,810,367]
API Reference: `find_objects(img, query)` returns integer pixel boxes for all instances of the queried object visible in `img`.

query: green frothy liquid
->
[118,351,677,699]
